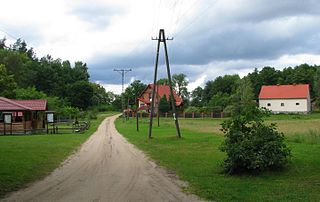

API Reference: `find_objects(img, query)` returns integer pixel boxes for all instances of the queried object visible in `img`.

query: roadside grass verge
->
[0,112,117,198]
[115,117,320,201]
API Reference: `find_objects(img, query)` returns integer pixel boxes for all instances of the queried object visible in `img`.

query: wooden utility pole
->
[114,68,132,121]
[149,29,181,138]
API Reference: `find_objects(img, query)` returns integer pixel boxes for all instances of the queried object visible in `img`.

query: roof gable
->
[259,84,309,99]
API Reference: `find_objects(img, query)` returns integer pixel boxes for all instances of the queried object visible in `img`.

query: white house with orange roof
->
[259,84,311,113]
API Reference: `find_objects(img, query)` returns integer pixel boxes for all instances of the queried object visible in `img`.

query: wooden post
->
[201,112,204,119]
[136,111,139,131]
[23,111,26,135]
[192,112,195,119]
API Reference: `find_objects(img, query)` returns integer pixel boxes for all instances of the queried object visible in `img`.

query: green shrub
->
[220,106,291,174]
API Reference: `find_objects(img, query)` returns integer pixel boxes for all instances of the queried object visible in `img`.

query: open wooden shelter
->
[0,97,48,134]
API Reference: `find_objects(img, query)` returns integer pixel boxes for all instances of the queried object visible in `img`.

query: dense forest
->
[1,38,320,116]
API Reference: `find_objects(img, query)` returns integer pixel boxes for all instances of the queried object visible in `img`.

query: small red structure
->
[0,97,48,134]
[137,84,182,113]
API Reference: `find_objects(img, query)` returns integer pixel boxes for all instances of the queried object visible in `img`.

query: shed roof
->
[0,97,47,111]
[259,84,309,99]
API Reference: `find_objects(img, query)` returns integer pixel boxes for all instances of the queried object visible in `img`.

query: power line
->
[174,1,217,38]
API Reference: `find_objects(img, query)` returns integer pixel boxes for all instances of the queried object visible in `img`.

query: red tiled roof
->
[14,99,47,110]
[149,84,183,106]
[259,84,310,99]
[0,97,47,111]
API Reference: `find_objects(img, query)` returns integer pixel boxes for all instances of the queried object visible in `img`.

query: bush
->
[220,106,291,174]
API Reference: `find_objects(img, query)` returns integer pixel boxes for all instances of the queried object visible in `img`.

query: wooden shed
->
[0,97,47,134]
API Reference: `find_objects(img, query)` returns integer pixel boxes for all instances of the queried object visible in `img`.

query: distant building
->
[137,84,182,112]
[259,84,311,113]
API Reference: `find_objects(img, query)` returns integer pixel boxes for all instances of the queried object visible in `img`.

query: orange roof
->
[0,97,47,111]
[139,84,183,106]
[259,84,310,99]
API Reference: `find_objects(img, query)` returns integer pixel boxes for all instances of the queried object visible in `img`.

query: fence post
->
[184,112,186,118]
[221,112,224,118]
[211,112,213,118]
[192,112,195,119]
[201,112,204,119]
[165,112,168,118]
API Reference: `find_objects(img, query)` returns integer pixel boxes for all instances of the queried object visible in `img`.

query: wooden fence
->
[0,120,90,135]
[126,112,226,119]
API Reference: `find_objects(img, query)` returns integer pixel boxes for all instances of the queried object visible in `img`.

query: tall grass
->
[288,129,320,144]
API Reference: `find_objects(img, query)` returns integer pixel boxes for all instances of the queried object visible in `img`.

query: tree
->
[124,80,147,108]
[314,66,320,107]
[0,38,6,49]
[158,95,170,113]
[15,87,47,99]
[0,64,17,98]
[112,95,122,111]
[208,92,230,111]
[67,81,94,109]
[172,73,189,100]
[220,78,291,174]
[203,75,240,104]
[157,78,169,85]
[190,86,204,107]
[90,83,109,106]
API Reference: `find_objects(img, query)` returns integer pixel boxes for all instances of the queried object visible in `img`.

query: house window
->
[281,103,285,107]
[267,103,271,106]
[296,103,300,106]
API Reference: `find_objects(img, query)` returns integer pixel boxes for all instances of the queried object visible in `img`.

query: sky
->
[1,0,320,94]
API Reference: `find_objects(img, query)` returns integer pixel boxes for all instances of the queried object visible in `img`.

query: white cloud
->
[1,0,320,91]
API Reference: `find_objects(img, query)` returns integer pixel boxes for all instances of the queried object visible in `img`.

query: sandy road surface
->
[3,115,200,202]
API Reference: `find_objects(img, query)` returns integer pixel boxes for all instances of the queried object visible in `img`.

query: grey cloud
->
[89,0,320,85]
[69,2,123,29]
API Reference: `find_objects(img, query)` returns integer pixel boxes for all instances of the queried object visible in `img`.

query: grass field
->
[0,112,117,198]
[115,114,320,201]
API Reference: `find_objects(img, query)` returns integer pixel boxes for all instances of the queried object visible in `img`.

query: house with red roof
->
[259,84,311,113]
[137,84,182,112]
[0,97,48,134]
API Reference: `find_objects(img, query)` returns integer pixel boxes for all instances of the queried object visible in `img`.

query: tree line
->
[113,63,320,114]
[0,38,118,118]
[1,38,319,116]
[189,64,320,113]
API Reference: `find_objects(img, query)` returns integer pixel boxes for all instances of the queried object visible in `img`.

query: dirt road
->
[3,115,199,202]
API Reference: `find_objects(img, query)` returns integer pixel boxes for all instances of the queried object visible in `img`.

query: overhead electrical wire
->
[174,0,217,38]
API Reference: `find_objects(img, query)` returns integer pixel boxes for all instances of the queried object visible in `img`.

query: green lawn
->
[0,112,117,198]
[115,116,320,201]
